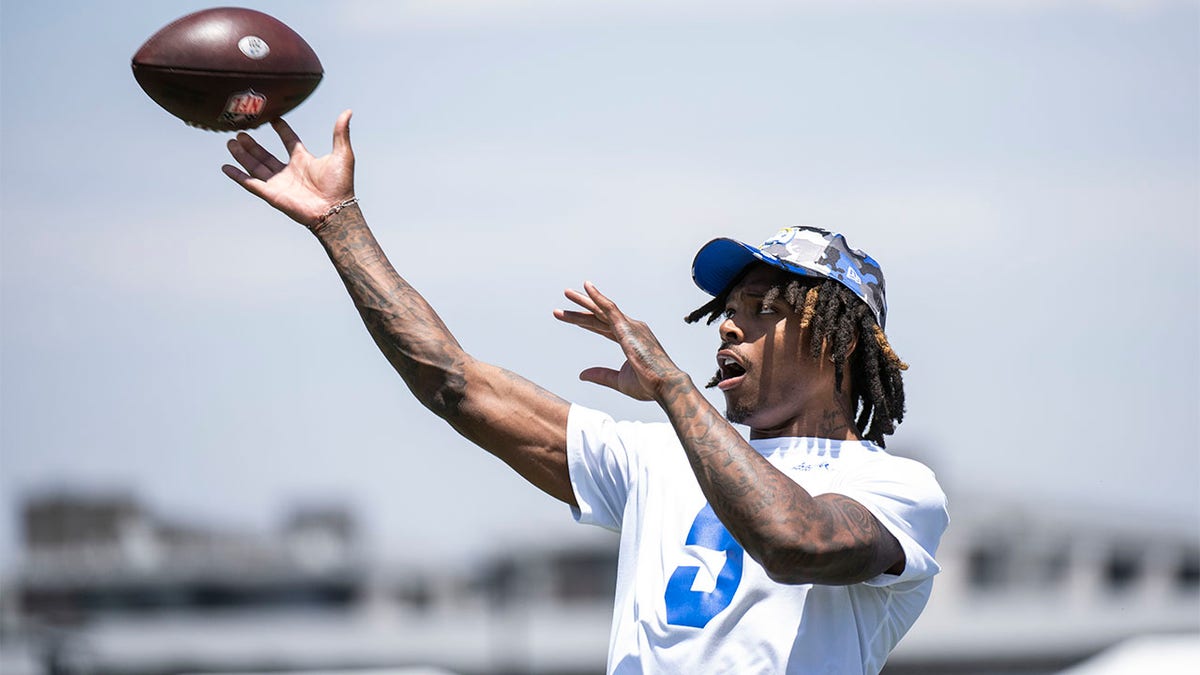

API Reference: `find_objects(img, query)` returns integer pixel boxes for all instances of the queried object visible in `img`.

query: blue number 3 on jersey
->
[664,503,745,628]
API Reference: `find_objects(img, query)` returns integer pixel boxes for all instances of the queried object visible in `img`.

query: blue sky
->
[1,0,1197,568]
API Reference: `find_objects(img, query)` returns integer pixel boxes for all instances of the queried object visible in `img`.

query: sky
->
[1,0,1197,570]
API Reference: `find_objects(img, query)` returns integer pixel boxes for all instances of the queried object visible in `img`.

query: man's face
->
[712,264,844,439]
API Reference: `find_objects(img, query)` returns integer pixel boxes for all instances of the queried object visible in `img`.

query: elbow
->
[739,525,829,585]
[758,541,872,586]
[758,541,827,585]
[404,356,470,420]
[417,369,468,419]
[374,338,472,420]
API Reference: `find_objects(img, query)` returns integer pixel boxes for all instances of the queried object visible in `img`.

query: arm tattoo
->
[310,206,574,504]
[655,380,902,585]
[315,207,566,419]
[317,205,469,416]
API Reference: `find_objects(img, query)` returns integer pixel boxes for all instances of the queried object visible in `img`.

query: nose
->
[718,316,744,344]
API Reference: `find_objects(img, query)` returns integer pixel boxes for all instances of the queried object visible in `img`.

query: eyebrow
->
[725,288,772,307]
[734,286,771,298]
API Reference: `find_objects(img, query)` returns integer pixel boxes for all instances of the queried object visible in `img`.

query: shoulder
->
[835,446,949,536]
[835,446,951,585]
[569,402,675,432]
[844,445,943,494]
[568,403,681,454]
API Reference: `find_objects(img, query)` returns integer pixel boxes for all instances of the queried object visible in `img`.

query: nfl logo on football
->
[222,89,267,126]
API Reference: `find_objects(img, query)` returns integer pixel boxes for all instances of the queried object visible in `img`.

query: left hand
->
[554,282,688,402]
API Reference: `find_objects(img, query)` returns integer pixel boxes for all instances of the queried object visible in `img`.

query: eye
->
[722,308,736,320]
[758,304,778,315]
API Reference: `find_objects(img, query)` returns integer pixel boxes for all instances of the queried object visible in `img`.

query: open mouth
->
[715,353,747,391]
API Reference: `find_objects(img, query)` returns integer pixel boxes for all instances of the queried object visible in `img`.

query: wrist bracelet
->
[315,197,359,228]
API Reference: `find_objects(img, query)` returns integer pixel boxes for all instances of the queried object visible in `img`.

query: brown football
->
[132,7,323,131]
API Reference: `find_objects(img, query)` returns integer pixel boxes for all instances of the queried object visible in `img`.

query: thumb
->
[579,367,620,391]
[333,109,353,156]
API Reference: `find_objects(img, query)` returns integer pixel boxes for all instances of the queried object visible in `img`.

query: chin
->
[723,402,755,426]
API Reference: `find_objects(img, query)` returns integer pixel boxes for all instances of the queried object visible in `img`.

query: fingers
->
[220,164,266,198]
[566,283,624,320]
[221,163,250,184]
[332,109,353,156]
[558,282,638,341]
[553,308,615,340]
[558,285,620,338]
[226,134,282,181]
[582,281,620,316]
[271,117,304,157]
[240,132,287,173]
[564,287,602,315]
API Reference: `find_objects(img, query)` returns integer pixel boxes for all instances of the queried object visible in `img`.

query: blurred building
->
[886,496,1199,674]
[13,492,361,621]
[1,489,1196,675]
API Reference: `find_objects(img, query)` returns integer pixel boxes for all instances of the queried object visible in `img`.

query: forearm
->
[311,206,574,503]
[221,114,573,497]
[656,378,891,584]
[314,204,469,416]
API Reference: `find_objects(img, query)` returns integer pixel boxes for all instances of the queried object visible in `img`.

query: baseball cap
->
[691,226,889,329]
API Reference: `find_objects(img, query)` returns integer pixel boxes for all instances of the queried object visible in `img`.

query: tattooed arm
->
[653,379,902,585]
[221,111,575,505]
[555,282,903,585]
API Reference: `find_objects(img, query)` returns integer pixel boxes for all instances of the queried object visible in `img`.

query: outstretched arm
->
[555,283,902,584]
[223,112,574,505]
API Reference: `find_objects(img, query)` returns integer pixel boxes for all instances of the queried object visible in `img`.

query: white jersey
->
[566,404,949,675]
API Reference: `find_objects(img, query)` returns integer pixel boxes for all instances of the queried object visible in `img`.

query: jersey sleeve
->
[565,403,643,532]
[833,455,950,590]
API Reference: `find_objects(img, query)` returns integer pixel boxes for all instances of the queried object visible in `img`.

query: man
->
[222,112,948,674]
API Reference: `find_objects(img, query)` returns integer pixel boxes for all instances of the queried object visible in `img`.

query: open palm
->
[222,110,356,229]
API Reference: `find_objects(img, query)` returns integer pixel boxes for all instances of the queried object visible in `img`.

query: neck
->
[748,387,860,441]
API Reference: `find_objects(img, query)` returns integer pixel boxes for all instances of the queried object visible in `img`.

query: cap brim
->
[692,237,821,296]
[691,238,762,296]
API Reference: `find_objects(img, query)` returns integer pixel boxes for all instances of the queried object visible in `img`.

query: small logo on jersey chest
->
[792,461,832,472]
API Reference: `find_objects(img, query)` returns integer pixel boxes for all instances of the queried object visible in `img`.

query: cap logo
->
[763,228,795,246]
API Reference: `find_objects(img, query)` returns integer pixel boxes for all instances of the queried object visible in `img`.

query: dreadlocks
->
[684,272,908,447]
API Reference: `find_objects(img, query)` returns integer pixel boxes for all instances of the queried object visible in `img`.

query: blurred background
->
[1,0,1197,673]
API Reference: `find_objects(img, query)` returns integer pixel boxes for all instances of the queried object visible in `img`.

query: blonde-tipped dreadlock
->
[685,268,909,446]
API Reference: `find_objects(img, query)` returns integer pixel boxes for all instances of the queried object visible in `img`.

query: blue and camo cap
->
[692,226,888,329]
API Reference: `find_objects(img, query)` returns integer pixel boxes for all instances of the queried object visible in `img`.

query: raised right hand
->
[222,109,355,230]
[555,281,687,403]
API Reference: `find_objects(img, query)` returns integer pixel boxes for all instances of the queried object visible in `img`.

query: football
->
[132,7,323,131]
